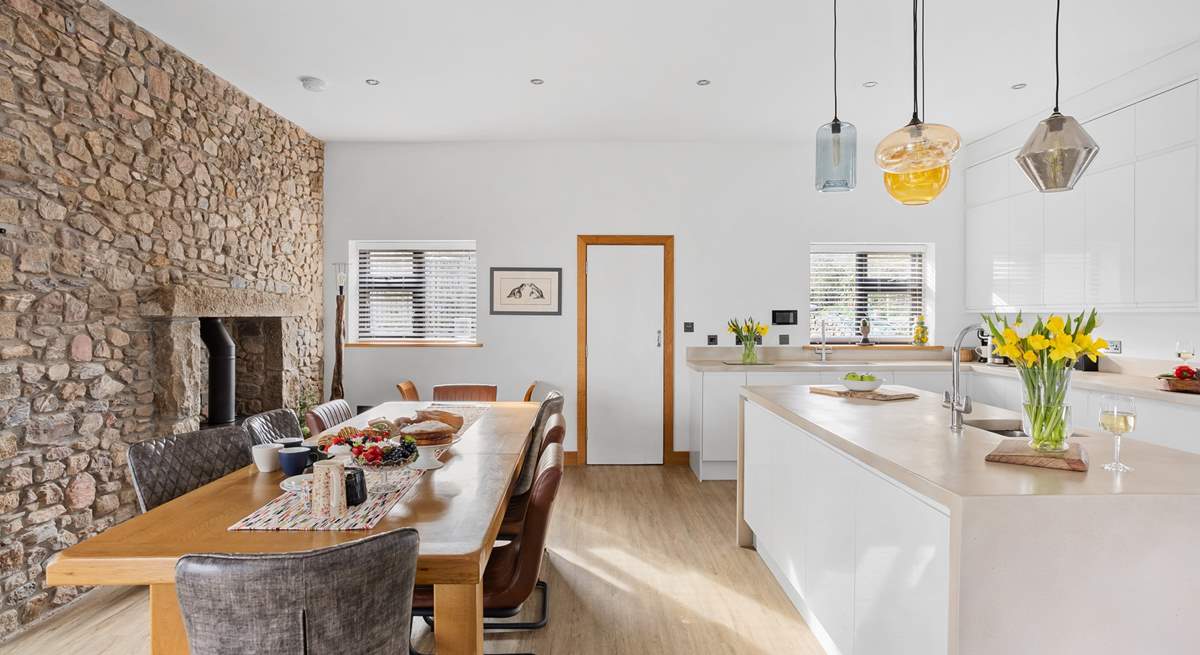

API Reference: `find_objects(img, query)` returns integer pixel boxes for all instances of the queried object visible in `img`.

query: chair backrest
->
[242,408,303,446]
[498,444,564,601]
[432,384,498,402]
[176,528,419,655]
[304,399,354,436]
[396,380,420,401]
[514,391,563,495]
[127,425,253,512]
[522,382,537,402]
[539,412,566,457]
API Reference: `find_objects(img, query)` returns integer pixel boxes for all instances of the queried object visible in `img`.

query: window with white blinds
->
[349,240,478,344]
[809,244,929,342]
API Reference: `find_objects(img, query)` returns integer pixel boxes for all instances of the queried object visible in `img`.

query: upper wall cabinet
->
[964,79,1200,312]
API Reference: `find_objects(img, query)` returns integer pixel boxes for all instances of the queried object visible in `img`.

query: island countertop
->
[740,384,1200,506]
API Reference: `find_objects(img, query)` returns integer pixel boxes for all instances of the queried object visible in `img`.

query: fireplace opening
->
[199,318,236,426]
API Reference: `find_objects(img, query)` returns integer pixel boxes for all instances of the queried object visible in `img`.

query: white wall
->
[963,40,1200,360]
[323,141,966,451]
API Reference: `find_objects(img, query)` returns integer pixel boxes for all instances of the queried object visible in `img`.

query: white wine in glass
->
[1176,340,1195,364]
[1098,394,1136,473]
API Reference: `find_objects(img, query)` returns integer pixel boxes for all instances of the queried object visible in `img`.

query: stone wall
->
[0,0,324,637]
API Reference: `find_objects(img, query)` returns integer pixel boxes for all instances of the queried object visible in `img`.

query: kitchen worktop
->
[689,356,1200,408]
[740,385,1200,506]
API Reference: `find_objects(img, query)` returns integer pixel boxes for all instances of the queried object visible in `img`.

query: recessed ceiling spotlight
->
[696,79,711,86]
[1011,82,1028,90]
[862,81,878,88]
[365,78,381,86]
[299,75,326,92]
[530,78,545,85]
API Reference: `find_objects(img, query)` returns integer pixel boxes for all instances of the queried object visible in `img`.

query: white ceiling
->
[105,0,1200,143]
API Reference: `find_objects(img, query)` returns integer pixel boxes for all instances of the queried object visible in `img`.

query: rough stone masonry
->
[0,0,325,637]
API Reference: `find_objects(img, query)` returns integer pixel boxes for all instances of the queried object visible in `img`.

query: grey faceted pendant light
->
[815,0,857,192]
[1015,0,1099,193]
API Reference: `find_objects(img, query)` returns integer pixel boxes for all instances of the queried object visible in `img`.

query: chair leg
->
[483,580,548,631]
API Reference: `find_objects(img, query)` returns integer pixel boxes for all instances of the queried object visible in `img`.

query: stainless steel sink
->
[962,418,1028,439]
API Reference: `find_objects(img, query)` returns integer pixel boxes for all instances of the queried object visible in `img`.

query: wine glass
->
[1176,340,1195,365]
[1098,394,1136,473]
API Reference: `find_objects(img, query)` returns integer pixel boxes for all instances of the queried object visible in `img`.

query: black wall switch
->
[754,335,763,345]
[779,334,790,345]
[684,322,694,333]
[707,334,718,345]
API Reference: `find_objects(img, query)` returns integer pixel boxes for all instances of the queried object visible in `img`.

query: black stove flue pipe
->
[199,317,236,426]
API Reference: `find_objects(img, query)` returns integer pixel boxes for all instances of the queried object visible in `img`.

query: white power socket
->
[1103,339,1123,354]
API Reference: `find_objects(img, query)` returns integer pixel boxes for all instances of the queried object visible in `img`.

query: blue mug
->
[279,447,311,476]
[275,437,303,449]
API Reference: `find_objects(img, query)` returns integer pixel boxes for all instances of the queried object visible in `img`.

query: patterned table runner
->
[229,404,491,531]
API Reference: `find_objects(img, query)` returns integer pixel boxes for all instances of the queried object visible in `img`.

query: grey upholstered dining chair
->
[243,408,304,446]
[304,398,354,436]
[127,425,253,512]
[514,392,563,496]
[175,528,420,655]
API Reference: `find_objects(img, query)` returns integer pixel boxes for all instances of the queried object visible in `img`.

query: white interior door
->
[586,245,664,464]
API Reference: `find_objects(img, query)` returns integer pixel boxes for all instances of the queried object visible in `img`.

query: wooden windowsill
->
[345,341,484,349]
[800,344,944,351]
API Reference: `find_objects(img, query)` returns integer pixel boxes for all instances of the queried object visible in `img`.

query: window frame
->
[808,242,931,344]
[347,239,480,347]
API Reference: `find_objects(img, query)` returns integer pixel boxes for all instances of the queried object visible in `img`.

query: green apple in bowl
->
[843,371,883,392]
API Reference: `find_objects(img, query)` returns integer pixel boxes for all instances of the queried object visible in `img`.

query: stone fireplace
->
[141,286,311,434]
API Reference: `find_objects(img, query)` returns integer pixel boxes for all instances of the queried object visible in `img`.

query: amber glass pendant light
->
[876,0,959,205]
[815,0,856,192]
[1015,0,1099,192]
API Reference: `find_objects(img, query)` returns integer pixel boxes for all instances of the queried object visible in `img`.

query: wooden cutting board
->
[809,385,919,401]
[985,439,1089,472]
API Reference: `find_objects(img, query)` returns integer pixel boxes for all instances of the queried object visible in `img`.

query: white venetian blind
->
[350,240,478,343]
[809,244,928,342]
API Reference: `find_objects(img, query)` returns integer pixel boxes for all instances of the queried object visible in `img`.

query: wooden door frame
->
[577,235,683,465]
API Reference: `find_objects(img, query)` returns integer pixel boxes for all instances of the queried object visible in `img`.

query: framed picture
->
[490,267,562,315]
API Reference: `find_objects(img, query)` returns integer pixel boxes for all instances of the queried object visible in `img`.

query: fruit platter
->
[319,423,418,468]
[841,371,883,392]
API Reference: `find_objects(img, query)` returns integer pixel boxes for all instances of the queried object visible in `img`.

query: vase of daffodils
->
[983,310,1106,452]
[728,317,768,364]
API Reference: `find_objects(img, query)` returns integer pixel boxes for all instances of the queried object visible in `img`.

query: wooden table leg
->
[434,583,484,655]
[150,584,190,655]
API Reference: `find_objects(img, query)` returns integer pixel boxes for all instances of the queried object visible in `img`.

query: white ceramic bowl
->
[843,378,883,392]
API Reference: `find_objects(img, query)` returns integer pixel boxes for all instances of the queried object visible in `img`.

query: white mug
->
[252,443,284,473]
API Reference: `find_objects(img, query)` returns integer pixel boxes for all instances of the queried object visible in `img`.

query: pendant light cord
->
[910,0,918,122]
[921,0,926,121]
[1054,0,1061,113]
[833,0,839,120]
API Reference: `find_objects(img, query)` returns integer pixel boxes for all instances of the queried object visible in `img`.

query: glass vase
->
[741,339,758,365]
[1020,367,1074,452]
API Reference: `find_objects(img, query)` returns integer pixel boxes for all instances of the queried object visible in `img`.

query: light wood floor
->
[4,466,822,654]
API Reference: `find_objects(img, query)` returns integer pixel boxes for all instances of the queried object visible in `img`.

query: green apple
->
[860,374,877,382]
[844,372,861,381]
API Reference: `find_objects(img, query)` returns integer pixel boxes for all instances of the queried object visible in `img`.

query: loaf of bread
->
[400,420,457,446]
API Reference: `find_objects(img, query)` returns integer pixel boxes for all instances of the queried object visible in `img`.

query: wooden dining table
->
[45,400,539,655]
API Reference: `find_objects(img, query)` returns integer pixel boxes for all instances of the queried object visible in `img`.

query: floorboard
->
[4,466,821,654]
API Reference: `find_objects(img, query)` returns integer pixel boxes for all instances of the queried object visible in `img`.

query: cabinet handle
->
[656,330,662,347]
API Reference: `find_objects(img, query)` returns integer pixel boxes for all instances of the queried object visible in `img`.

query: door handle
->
[656,330,662,347]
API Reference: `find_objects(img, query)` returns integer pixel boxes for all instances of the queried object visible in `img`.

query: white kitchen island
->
[737,385,1200,655]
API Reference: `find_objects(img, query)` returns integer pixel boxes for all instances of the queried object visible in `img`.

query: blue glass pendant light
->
[815,0,857,192]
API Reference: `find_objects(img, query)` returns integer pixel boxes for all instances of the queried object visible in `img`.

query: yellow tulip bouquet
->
[982,310,1107,452]
[728,317,769,364]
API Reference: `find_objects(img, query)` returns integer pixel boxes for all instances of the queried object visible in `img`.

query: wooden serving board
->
[985,439,1089,472]
[1157,377,1200,394]
[809,385,919,401]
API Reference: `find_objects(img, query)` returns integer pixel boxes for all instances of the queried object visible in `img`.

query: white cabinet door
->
[805,437,858,655]
[1083,165,1136,305]
[966,155,1011,206]
[972,371,1016,410]
[1043,189,1087,307]
[1126,396,1200,454]
[1134,146,1198,305]
[1083,106,1135,173]
[1067,387,1093,432]
[747,372,822,387]
[965,201,1009,309]
[701,372,746,461]
[893,371,950,395]
[1007,191,1045,309]
[853,473,950,655]
[1135,82,1198,157]
[743,402,775,546]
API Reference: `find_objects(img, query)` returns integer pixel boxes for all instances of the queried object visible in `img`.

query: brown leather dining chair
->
[522,383,537,402]
[304,399,354,436]
[396,380,420,401]
[501,413,565,538]
[432,384,498,402]
[413,443,564,634]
